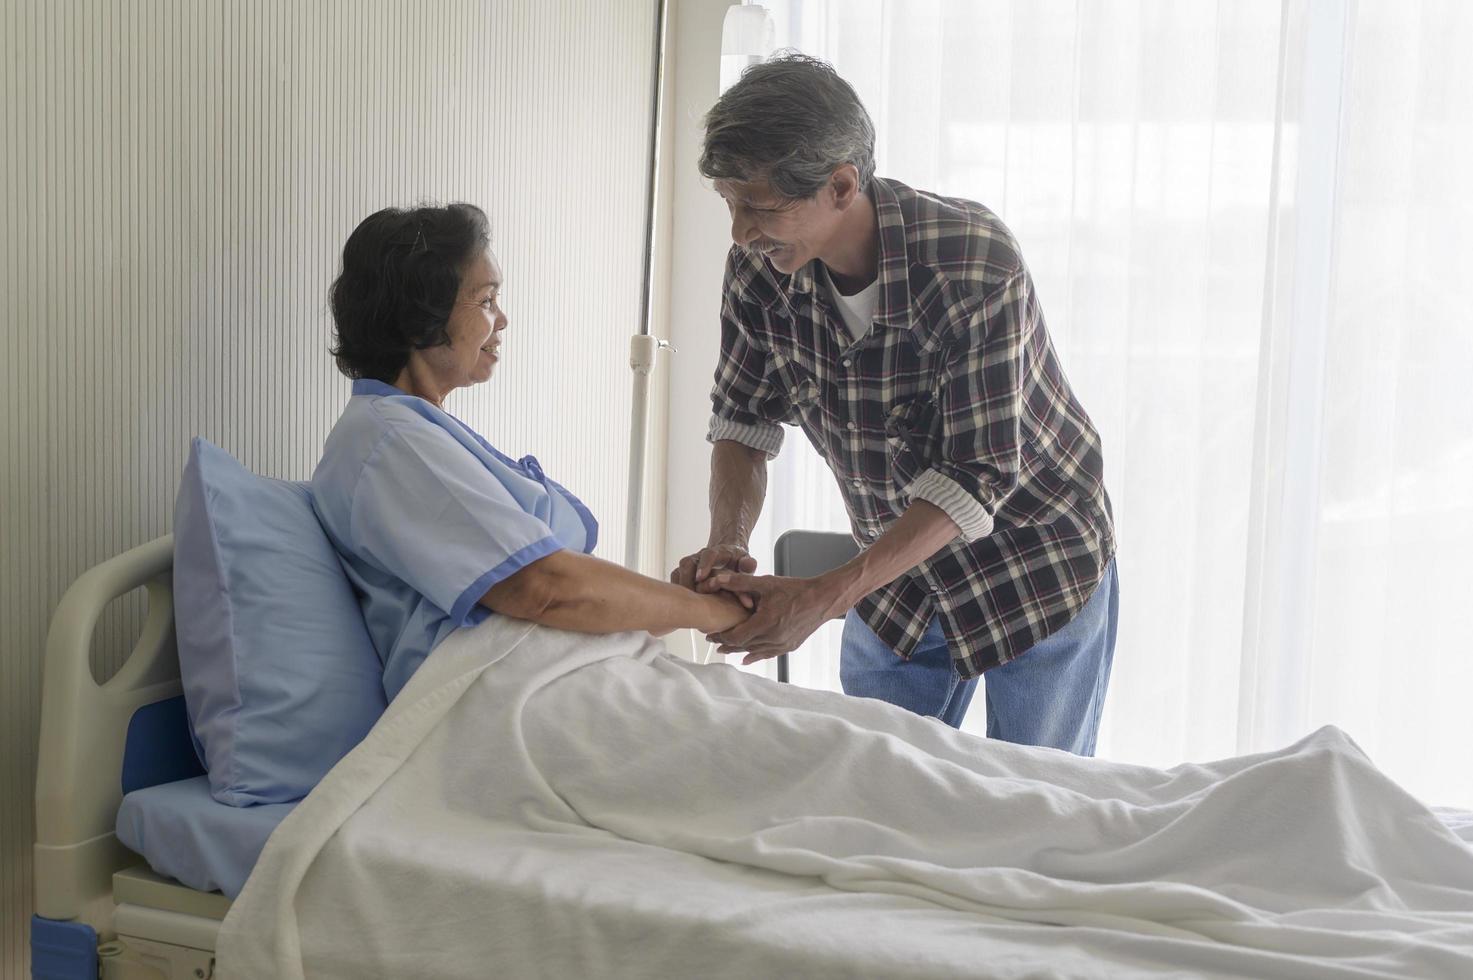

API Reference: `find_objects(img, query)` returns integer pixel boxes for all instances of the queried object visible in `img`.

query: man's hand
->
[701,572,841,665]
[670,544,758,609]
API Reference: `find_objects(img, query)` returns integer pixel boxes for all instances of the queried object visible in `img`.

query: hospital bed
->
[31,534,1473,979]
[26,530,854,979]
[27,530,863,979]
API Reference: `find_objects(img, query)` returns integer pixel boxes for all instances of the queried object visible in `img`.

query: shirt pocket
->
[771,352,822,414]
[884,395,940,489]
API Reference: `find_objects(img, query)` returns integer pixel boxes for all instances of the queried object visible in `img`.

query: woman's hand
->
[697,589,752,635]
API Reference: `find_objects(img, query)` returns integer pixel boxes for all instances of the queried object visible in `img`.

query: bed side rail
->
[33,534,179,931]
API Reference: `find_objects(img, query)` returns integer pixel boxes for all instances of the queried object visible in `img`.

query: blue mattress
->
[116,775,297,898]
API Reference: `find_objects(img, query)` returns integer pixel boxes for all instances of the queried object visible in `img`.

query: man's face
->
[713,176,842,276]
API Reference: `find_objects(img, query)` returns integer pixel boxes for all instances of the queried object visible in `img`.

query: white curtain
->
[732,0,1473,809]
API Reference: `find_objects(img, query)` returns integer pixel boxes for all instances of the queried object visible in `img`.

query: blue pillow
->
[173,438,386,806]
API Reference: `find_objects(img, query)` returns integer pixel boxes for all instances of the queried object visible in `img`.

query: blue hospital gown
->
[312,379,598,701]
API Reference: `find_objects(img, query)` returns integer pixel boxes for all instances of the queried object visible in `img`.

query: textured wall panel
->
[0,1,656,973]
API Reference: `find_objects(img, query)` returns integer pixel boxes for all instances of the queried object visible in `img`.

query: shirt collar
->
[352,378,408,398]
[785,177,913,331]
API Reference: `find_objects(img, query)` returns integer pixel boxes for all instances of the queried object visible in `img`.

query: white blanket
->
[217,618,1473,979]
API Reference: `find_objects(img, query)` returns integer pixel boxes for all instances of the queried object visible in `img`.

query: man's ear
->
[829,164,862,210]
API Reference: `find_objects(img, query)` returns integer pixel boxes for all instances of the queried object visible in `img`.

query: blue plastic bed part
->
[30,916,97,980]
[121,695,205,795]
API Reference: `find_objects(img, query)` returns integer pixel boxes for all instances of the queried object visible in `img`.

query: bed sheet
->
[218,618,1473,979]
[117,775,296,897]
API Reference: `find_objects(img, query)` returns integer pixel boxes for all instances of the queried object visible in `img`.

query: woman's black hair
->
[328,202,492,382]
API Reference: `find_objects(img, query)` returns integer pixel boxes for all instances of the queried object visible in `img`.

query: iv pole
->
[626,2,773,573]
[625,0,673,572]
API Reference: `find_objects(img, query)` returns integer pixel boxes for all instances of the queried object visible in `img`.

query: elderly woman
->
[312,203,747,701]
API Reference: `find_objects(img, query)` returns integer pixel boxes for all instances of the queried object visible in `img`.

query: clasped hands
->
[670,544,839,665]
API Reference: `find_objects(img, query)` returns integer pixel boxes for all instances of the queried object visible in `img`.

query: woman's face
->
[418,249,507,396]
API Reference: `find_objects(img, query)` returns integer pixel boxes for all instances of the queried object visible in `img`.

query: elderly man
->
[670,54,1119,755]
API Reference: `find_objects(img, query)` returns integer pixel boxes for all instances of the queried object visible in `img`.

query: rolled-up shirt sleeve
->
[909,268,1038,543]
[706,258,793,459]
[348,420,564,624]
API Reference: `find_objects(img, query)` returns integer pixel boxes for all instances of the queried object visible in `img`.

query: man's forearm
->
[708,440,768,548]
[817,501,961,616]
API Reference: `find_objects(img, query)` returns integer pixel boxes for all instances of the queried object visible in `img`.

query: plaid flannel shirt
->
[707,177,1115,677]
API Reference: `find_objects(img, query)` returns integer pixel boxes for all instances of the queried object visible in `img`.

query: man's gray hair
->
[700,52,876,200]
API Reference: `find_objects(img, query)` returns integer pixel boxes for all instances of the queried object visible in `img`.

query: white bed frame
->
[34,534,227,980]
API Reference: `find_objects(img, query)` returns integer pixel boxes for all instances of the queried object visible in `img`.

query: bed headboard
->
[33,534,192,936]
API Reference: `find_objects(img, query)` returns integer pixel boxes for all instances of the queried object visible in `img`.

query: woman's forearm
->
[480,549,741,635]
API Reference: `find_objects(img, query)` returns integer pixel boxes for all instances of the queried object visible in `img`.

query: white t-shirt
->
[819,262,879,344]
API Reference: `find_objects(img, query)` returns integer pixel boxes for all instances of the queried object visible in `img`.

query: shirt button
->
[846,421,857,431]
[851,478,864,490]
[867,527,879,537]
[789,387,799,397]
[842,358,853,368]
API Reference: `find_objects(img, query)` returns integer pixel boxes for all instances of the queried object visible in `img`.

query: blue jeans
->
[839,559,1118,756]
